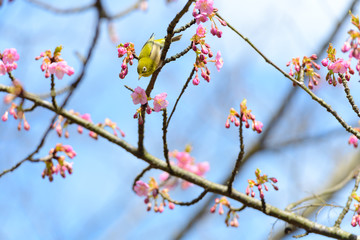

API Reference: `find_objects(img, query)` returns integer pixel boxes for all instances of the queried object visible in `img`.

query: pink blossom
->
[195,0,214,15]
[196,161,210,176]
[174,151,192,167]
[153,93,168,112]
[341,42,351,53]
[139,0,148,11]
[2,48,19,64]
[63,145,77,159]
[328,58,350,74]
[195,13,209,24]
[117,47,127,57]
[48,61,75,79]
[349,135,358,148]
[0,61,6,75]
[192,74,200,85]
[321,58,328,67]
[134,180,149,197]
[81,113,92,122]
[196,24,206,38]
[252,120,263,133]
[215,51,223,71]
[159,172,170,181]
[131,86,148,105]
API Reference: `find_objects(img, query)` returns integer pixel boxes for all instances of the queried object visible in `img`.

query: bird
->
[137,33,182,80]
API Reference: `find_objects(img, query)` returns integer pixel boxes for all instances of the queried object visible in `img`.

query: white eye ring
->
[142,66,147,72]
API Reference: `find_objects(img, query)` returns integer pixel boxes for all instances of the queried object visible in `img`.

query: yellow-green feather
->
[137,34,182,78]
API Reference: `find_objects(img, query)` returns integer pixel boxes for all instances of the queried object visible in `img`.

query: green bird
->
[137,33,182,80]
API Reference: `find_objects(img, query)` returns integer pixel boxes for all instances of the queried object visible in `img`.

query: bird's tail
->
[171,34,182,42]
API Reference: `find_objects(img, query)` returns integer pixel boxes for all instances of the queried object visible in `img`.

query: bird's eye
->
[142,66,147,73]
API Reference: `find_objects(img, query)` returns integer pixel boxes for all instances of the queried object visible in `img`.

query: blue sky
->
[1,0,360,240]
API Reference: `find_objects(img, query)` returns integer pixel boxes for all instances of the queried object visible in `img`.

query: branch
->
[25,0,94,14]
[0,84,358,240]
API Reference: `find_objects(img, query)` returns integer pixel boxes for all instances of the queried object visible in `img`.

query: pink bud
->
[321,59,328,67]
[341,42,351,53]
[2,111,8,121]
[218,204,224,215]
[168,202,175,210]
[225,119,230,128]
[121,62,127,70]
[24,120,30,131]
[245,186,250,195]
[120,130,125,137]
[77,125,83,134]
[310,54,317,60]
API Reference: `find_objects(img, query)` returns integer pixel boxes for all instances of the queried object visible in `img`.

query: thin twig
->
[174,19,196,34]
[160,189,208,206]
[342,77,360,118]
[167,67,195,127]
[286,168,357,211]
[132,165,153,190]
[164,42,192,64]
[37,85,71,99]
[107,0,144,20]
[334,172,360,227]
[227,113,244,194]
[162,109,173,173]
[25,0,94,14]
[50,74,58,110]
[216,13,360,140]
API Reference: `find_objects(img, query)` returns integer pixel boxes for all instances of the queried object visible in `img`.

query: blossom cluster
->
[321,44,354,86]
[133,178,175,213]
[246,168,278,199]
[35,46,74,79]
[191,24,223,85]
[159,146,210,189]
[117,42,135,79]
[341,11,360,77]
[192,0,227,38]
[286,54,321,89]
[351,192,360,227]
[225,99,263,133]
[210,197,239,227]
[42,143,76,181]
[1,80,30,131]
[0,48,20,75]
[131,86,169,124]
[53,111,125,140]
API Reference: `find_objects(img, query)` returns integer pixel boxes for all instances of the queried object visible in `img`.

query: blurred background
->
[0,0,360,239]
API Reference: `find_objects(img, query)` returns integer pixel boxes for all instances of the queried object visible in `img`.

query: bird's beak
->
[138,74,142,80]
